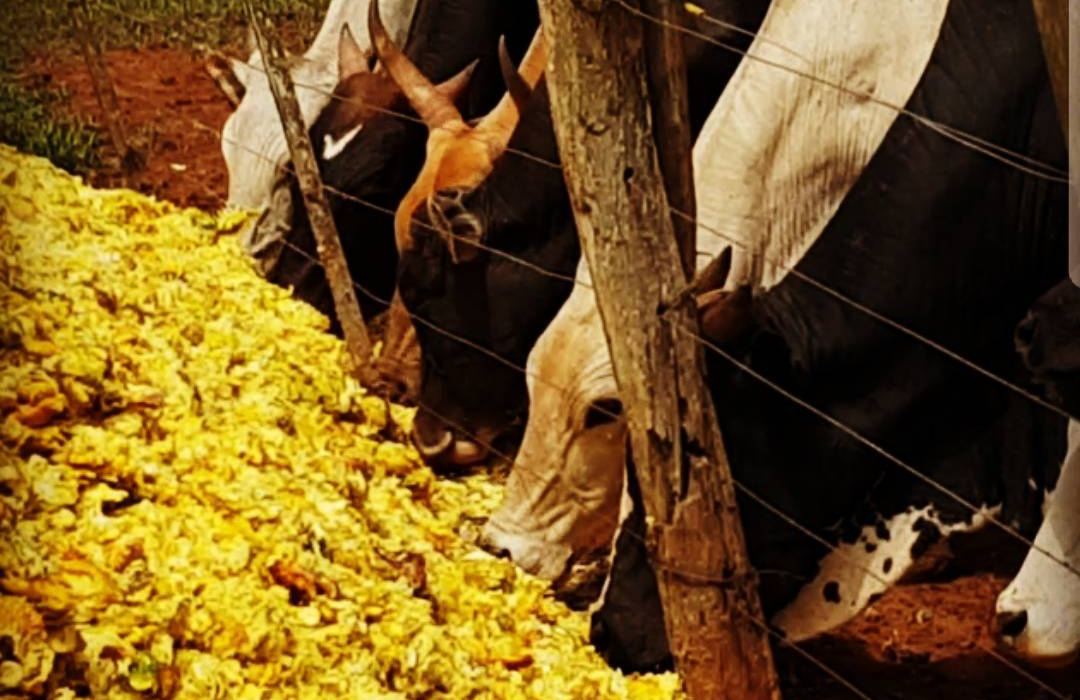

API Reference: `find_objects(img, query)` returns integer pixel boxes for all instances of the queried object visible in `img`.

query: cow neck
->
[692,0,950,291]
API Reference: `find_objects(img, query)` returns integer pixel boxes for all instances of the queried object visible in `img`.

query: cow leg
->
[372,292,421,402]
[996,419,1080,667]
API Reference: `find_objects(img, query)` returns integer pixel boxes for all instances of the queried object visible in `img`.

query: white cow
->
[483,0,952,639]
[218,0,418,222]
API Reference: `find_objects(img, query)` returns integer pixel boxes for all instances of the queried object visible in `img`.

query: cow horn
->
[204,51,247,107]
[696,285,753,348]
[338,24,373,80]
[475,27,548,143]
[498,36,533,113]
[434,59,480,102]
[368,0,465,128]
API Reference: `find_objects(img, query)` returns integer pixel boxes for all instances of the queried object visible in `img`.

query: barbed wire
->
[201,118,1080,586]
[202,124,1072,699]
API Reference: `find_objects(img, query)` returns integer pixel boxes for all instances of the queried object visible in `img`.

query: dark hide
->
[398,0,774,460]
[1016,278,1080,416]
[592,0,1069,672]
[263,0,540,332]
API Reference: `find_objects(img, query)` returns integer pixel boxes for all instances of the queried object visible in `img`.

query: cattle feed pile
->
[0,145,682,700]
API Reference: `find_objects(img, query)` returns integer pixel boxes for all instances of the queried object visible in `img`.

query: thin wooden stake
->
[70,0,145,173]
[243,2,378,388]
[642,0,695,279]
[534,0,783,697]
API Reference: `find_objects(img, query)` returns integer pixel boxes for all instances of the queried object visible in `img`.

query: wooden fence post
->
[243,2,378,388]
[534,0,782,697]
[70,0,145,174]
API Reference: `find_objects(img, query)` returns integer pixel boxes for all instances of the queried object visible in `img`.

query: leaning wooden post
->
[70,0,145,173]
[243,2,378,387]
[534,0,782,697]
[641,0,695,278]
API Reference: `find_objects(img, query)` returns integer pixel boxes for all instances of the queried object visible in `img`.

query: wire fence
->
[59,1,1080,699]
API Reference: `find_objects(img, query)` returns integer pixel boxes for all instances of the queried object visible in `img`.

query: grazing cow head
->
[482,248,743,580]
[996,280,1080,668]
[367,0,550,464]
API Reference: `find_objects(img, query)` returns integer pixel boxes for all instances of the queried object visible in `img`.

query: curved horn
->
[434,59,480,102]
[368,0,464,128]
[204,52,247,107]
[498,36,532,113]
[475,27,548,143]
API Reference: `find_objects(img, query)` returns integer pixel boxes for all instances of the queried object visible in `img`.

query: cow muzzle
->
[410,410,489,467]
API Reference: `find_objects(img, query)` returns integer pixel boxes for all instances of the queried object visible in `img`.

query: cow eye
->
[584,399,622,429]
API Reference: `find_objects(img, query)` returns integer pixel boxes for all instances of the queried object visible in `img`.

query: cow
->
[212,0,418,221]
[480,0,1068,673]
[995,279,1080,668]
[391,0,777,469]
[238,0,540,394]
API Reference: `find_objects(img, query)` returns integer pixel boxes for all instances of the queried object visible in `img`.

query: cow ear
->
[434,59,479,105]
[338,24,373,80]
[696,285,753,347]
[204,52,248,107]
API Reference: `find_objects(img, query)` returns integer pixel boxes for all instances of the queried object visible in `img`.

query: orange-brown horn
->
[434,59,480,102]
[498,36,532,113]
[475,27,548,144]
[368,0,465,128]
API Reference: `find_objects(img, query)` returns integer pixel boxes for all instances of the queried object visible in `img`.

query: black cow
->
[396,0,775,467]
[251,0,540,333]
[591,0,1068,672]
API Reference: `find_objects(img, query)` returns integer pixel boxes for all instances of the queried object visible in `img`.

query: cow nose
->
[411,425,454,459]
[995,609,1029,639]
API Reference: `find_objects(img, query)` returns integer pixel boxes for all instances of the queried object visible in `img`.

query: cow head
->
[480,258,628,577]
[366,0,551,465]
[482,248,747,581]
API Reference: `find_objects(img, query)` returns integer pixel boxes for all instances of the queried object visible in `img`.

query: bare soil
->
[29,47,233,211]
[22,47,1080,700]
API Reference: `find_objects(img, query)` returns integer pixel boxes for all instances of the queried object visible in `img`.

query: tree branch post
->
[243,2,378,388]
[70,0,145,174]
[534,0,781,697]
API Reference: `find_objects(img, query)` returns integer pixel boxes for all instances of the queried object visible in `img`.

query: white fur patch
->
[693,0,949,291]
[322,123,365,161]
[772,504,1002,642]
[996,419,1080,665]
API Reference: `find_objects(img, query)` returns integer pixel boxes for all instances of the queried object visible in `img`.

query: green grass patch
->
[0,80,100,175]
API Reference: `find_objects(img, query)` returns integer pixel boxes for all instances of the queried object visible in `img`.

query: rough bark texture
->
[71,0,144,173]
[244,3,377,387]
[642,0,696,279]
[535,0,781,697]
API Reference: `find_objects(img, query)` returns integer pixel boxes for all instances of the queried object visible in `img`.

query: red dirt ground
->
[28,47,233,211]
[22,48,1080,700]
